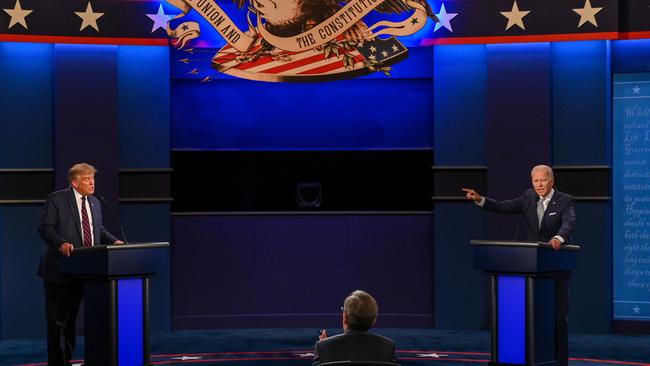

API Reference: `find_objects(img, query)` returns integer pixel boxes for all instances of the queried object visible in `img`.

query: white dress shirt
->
[73,188,94,246]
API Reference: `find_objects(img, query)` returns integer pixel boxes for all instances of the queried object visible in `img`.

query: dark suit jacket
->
[312,330,396,366]
[483,189,576,243]
[37,187,119,284]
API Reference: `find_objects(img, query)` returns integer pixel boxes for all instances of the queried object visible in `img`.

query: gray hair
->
[343,290,378,331]
[531,165,554,180]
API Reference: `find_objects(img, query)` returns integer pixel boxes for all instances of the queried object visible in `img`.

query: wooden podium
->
[471,240,580,366]
[60,242,169,366]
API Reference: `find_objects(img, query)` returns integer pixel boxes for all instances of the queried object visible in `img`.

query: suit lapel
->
[67,188,83,244]
[539,191,561,233]
[89,196,101,245]
[526,196,541,234]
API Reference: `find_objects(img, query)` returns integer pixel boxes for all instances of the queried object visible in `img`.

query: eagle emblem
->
[167,0,438,82]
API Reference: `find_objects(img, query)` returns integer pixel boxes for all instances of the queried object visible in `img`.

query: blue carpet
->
[1,329,649,365]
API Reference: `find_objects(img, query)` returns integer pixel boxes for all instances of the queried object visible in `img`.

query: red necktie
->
[81,196,92,247]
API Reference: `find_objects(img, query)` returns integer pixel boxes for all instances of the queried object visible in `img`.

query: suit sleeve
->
[100,226,120,244]
[312,342,322,366]
[37,195,67,251]
[482,192,527,214]
[556,196,576,243]
[95,200,120,244]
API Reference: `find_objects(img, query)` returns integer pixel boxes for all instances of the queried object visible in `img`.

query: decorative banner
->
[166,0,438,82]
[613,73,650,321]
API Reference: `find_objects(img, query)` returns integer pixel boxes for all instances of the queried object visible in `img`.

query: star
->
[434,3,458,32]
[368,54,376,60]
[391,45,399,52]
[146,4,172,33]
[182,24,189,31]
[633,305,641,314]
[417,353,448,358]
[411,17,419,25]
[501,1,530,30]
[294,353,314,358]
[369,45,377,53]
[3,0,33,30]
[633,86,641,94]
[171,356,203,360]
[573,0,603,28]
[381,50,389,57]
[75,2,104,32]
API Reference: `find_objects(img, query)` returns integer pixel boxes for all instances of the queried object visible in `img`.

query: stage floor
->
[2,328,649,365]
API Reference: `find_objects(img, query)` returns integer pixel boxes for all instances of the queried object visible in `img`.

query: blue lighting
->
[487,41,550,53]
[118,279,144,366]
[0,42,53,168]
[612,39,650,73]
[498,275,526,365]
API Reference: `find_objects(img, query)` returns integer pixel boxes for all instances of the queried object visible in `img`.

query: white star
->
[381,50,389,57]
[434,3,458,32]
[633,86,641,94]
[75,2,104,32]
[368,54,376,60]
[417,353,448,358]
[171,356,203,360]
[3,0,33,30]
[501,1,530,30]
[146,4,172,33]
[294,353,314,357]
[573,0,603,28]
[391,45,399,52]
[369,45,377,53]
[633,305,641,314]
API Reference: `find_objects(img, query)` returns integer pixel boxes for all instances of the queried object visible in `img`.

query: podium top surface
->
[61,242,169,277]
[72,242,170,255]
[470,240,581,252]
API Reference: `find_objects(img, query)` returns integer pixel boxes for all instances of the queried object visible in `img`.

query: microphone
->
[95,195,128,245]
[513,195,540,241]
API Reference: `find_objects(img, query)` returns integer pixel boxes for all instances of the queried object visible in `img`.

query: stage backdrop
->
[613,72,650,321]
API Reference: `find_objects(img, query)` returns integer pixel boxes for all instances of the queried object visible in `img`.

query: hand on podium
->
[113,240,124,245]
[549,238,561,250]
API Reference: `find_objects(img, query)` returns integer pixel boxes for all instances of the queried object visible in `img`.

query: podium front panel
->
[497,276,526,364]
[117,279,144,366]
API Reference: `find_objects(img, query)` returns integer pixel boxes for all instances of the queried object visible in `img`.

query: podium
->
[471,240,580,366]
[60,242,169,366]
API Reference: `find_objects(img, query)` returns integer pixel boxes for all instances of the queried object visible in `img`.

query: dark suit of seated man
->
[312,290,396,366]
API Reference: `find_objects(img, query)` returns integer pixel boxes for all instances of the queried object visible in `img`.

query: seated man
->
[313,290,396,365]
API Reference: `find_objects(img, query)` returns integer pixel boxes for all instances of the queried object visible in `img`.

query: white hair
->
[531,165,554,180]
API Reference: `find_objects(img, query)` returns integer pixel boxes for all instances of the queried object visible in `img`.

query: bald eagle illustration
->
[233,0,438,39]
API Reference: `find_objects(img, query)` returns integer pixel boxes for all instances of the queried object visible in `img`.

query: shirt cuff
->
[553,235,565,243]
[476,197,486,207]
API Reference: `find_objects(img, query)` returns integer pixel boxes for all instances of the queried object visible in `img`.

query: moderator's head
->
[343,290,378,331]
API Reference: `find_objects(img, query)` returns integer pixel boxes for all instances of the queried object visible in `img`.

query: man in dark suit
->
[37,163,123,366]
[462,164,576,366]
[312,290,396,366]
